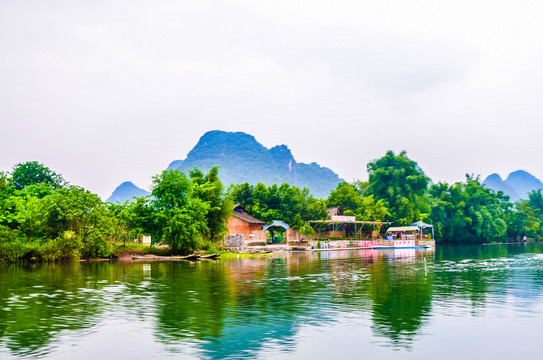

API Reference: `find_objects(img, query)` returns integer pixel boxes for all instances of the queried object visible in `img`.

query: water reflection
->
[0,245,542,359]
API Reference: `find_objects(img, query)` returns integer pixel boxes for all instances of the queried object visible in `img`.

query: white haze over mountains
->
[1,0,543,199]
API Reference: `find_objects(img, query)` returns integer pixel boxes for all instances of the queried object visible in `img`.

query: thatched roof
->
[327,206,343,217]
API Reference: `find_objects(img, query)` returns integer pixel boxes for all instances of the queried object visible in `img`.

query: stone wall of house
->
[224,234,245,248]
[286,228,301,241]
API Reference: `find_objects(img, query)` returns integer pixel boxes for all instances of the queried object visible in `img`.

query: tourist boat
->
[373,225,434,249]
[372,243,429,250]
[311,222,435,251]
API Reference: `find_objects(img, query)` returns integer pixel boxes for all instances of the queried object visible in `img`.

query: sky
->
[1,0,543,199]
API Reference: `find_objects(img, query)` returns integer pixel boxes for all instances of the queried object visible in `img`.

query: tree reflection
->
[366,256,433,347]
[152,259,309,359]
[0,263,112,357]
[1,245,543,358]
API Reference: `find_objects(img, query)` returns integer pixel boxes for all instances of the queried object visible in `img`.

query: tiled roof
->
[232,205,265,225]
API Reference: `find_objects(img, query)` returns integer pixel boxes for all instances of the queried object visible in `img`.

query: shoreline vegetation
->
[2,151,543,264]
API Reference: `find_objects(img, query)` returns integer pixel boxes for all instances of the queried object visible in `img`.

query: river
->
[1,244,542,359]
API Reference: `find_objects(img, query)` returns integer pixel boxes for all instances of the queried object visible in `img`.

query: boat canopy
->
[411,221,433,228]
[386,226,419,233]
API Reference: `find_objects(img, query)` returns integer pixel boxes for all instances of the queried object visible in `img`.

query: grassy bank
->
[0,234,266,263]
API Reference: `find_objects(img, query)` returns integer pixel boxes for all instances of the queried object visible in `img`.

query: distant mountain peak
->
[123,181,138,186]
[484,170,542,201]
[485,173,503,182]
[506,170,537,181]
[174,130,342,198]
[106,181,150,203]
[195,130,260,149]
[270,145,295,164]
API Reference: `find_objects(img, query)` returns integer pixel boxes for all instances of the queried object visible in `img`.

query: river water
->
[1,244,542,359]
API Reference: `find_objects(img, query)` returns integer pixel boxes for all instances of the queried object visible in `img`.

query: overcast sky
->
[2,0,542,199]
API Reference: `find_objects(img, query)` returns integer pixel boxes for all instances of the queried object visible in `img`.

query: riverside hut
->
[227,204,267,241]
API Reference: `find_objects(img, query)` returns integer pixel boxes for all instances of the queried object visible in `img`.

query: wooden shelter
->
[309,219,392,240]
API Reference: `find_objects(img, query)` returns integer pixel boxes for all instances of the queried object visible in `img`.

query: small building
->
[141,235,152,244]
[327,206,343,217]
[326,206,345,237]
[227,204,267,241]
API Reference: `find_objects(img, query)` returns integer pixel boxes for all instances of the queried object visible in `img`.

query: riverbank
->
[0,239,217,264]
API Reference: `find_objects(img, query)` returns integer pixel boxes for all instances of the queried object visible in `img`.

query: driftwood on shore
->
[200,253,221,259]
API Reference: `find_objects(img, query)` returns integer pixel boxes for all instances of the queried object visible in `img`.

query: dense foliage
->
[429,176,510,243]
[326,181,389,221]
[0,163,232,262]
[1,152,542,263]
[365,151,430,225]
[0,163,116,262]
[229,182,327,230]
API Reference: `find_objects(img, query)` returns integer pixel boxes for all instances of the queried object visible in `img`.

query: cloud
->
[1,0,542,198]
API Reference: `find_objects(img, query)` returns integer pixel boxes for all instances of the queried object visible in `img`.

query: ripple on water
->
[2,247,543,359]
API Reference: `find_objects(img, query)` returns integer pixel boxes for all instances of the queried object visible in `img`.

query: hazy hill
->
[106,181,150,203]
[483,170,543,201]
[483,174,519,200]
[168,130,342,198]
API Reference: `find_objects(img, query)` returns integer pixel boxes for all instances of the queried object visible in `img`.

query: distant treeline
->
[1,152,542,262]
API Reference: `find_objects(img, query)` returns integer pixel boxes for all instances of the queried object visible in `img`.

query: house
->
[227,204,267,241]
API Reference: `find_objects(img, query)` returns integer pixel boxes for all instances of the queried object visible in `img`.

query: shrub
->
[81,232,112,259]
[41,231,82,262]
[0,240,42,263]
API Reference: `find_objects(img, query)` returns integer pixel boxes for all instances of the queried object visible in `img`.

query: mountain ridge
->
[170,130,342,198]
[483,170,543,201]
[108,130,343,201]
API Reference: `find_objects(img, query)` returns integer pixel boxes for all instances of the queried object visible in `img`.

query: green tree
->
[13,195,46,242]
[0,172,18,229]
[327,181,389,221]
[528,190,543,213]
[151,170,210,253]
[365,151,429,225]
[429,176,509,243]
[428,182,471,242]
[299,223,315,239]
[42,186,102,238]
[506,200,541,240]
[118,197,156,242]
[11,161,65,191]
[189,167,233,242]
[327,181,362,213]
